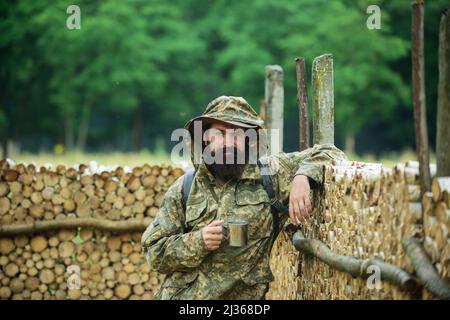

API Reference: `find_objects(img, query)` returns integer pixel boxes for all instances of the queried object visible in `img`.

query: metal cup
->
[223,220,248,247]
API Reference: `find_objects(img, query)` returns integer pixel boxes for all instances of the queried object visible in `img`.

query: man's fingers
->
[293,200,301,225]
[289,201,296,225]
[206,226,223,234]
[209,220,224,227]
[202,221,224,251]
[206,241,222,248]
[205,233,223,241]
[297,200,307,223]
[206,239,222,246]
[305,195,312,213]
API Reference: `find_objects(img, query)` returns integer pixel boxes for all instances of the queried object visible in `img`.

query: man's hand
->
[201,220,224,251]
[289,175,312,225]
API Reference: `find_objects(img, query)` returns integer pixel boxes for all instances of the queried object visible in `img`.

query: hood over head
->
[184,96,265,133]
[184,96,268,169]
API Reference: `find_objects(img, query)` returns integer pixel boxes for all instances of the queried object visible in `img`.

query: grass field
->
[11,150,174,168]
[7,148,434,169]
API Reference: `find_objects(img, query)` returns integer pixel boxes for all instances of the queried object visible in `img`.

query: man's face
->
[202,120,249,183]
[203,121,246,161]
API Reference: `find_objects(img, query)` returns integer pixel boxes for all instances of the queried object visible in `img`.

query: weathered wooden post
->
[259,99,267,123]
[264,65,284,153]
[412,1,431,196]
[312,54,334,145]
[436,9,450,177]
[295,57,309,151]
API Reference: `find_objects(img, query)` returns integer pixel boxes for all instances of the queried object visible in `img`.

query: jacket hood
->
[184,96,265,133]
[184,96,268,169]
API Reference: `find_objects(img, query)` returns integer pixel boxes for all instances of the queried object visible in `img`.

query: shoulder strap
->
[257,158,289,246]
[181,168,196,211]
[257,158,289,215]
[181,168,196,233]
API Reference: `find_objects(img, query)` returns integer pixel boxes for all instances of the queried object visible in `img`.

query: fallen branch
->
[403,237,450,299]
[293,230,419,293]
[0,217,152,236]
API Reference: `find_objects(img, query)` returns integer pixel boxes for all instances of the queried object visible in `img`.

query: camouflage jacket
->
[141,143,347,300]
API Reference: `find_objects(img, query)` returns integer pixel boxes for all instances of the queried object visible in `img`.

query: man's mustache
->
[211,146,246,164]
[211,146,241,157]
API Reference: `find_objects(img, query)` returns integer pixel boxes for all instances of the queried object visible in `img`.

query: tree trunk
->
[412,2,431,197]
[437,9,450,177]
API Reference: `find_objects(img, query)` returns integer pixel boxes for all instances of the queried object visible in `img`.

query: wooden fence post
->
[312,54,334,145]
[259,99,267,123]
[264,65,284,153]
[412,1,431,196]
[437,9,450,177]
[296,57,309,151]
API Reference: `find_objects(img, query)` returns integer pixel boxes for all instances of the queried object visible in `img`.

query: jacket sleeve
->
[268,143,348,204]
[141,176,210,274]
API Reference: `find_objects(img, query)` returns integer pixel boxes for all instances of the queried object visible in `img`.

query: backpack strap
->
[257,158,289,247]
[181,168,196,233]
[181,168,196,211]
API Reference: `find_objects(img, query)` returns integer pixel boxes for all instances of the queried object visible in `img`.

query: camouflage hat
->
[184,96,265,135]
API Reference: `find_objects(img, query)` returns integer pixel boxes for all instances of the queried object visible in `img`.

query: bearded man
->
[141,96,347,299]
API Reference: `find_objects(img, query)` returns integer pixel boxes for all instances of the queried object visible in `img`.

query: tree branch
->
[293,230,420,293]
[0,217,152,236]
[403,237,450,299]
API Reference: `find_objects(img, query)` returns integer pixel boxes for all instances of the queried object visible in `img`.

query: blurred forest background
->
[0,0,448,165]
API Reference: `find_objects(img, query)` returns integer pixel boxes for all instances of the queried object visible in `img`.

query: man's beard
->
[205,146,248,183]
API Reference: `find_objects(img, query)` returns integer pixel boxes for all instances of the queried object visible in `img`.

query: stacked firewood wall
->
[421,176,450,298]
[267,160,449,300]
[0,159,184,300]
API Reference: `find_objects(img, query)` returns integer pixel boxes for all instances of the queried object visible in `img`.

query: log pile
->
[267,160,448,300]
[0,230,165,300]
[0,159,184,300]
[420,176,450,298]
[265,228,300,300]
[0,159,184,225]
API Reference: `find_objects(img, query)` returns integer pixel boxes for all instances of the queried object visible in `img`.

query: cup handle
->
[222,223,229,240]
